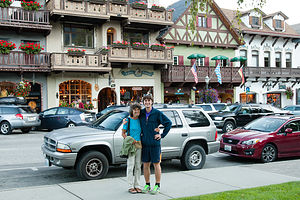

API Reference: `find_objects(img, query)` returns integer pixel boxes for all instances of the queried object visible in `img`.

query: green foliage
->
[198,89,218,103]
[19,42,44,54]
[0,0,12,8]
[285,87,293,99]
[21,1,42,11]
[14,80,31,97]
[0,40,16,54]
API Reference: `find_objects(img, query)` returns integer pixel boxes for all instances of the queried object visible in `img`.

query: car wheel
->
[261,144,277,163]
[21,127,32,133]
[223,121,236,133]
[180,145,206,170]
[76,151,109,180]
[0,121,12,135]
[67,122,75,128]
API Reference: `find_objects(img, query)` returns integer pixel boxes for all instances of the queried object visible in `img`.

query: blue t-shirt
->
[122,117,141,141]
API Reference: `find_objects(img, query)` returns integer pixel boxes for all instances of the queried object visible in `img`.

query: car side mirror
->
[284,128,293,135]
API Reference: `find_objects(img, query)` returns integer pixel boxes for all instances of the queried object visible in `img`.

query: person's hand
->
[132,139,137,144]
[154,134,161,140]
[122,118,128,125]
[154,127,160,132]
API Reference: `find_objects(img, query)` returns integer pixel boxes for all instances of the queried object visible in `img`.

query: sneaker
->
[141,185,151,193]
[150,185,160,195]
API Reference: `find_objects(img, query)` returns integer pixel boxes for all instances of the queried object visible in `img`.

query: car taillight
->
[215,130,218,141]
[80,113,85,121]
[16,113,23,119]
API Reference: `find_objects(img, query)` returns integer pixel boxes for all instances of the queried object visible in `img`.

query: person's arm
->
[122,119,128,139]
[122,129,127,139]
[158,111,172,138]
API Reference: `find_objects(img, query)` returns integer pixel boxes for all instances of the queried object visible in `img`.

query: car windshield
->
[220,104,239,112]
[90,110,129,131]
[244,117,286,132]
[213,104,226,111]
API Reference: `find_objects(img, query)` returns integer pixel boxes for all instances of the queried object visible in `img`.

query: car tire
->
[0,121,12,135]
[76,151,109,180]
[223,121,236,133]
[180,145,206,170]
[67,122,75,128]
[21,127,32,133]
[261,144,277,163]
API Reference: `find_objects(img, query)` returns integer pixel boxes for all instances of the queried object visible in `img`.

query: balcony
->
[162,66,242,83]
[51,53,110,72]
[245,66,300,79]
[0,51,50,72]
[108,47,173,65]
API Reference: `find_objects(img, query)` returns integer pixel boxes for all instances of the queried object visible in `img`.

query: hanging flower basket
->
[21,1,43,11]
[131,1,147,10]
[285,87,293,100]
[150,43,166,51]
[0,0,12,8]
[198,89,218,103]
[89,0,106,5]
[111,0,127,5]
[14,80,31,97]
[150,4,165,12]
[0,40,16,54]
[132,42,148,50]
[112,41,129,48]
[67,48,86,56]
[19,43,44,54]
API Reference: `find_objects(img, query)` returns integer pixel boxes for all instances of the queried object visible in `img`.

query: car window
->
[283,106,294,111]
[198,105,212,111]
[213,104,226,111]
[1,107,18,114]
[260,105,273,113]
[182,110,210,127]
[238,106,250,114]
[57,108,69,115]
[285,120,300,132]
[250,107,261,113]
[162,111,183,128]
[69,109,79,115]
[295,107,300,111]
[44,108,58,115]
[245,117,286,132]
[92,110,129,131]
[18,106,34,113]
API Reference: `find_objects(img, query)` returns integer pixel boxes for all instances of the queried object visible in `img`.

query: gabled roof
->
[263,11,289,20]
[222,8,300,39]
[167,0,190,22]
[240,8,266,17]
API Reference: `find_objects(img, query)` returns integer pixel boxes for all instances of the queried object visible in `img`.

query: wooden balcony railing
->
[46,0,173,25]
[0,51,50,72]
[51,53,111,72]
[162,66,242,83]
[108,46,173,65]
[0,7,51,29]
[245,66,300,78]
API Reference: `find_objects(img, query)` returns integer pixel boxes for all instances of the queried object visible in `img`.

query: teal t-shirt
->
[122,117,141,141]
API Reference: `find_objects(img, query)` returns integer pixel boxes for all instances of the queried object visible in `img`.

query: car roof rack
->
[0,97,27,105]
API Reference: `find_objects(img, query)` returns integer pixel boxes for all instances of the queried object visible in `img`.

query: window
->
[1,107,17,114]
[173,56,178,65]
[182,110,210,127]
[59,80,92,105]
[44,108,58,115]
[120,86,153,105]
[275,52,281,68]
[286,53,292,68]
[285,121,300,132]
[252,16,259,26]
[123,29,149,44]
[64,24,94,48]
[250,107,261,113]
[197,58,204,66]
[275,19,283,29]
[57,108,69,115]
[197,16,207,28]
[240,50,247,66]
[197,105,212,111]
[92,110,129,131]
[21,40,40,44]
[264,51,270,67]
[238,106,251,114]
[252,50,259,67]
[162,111,183,128]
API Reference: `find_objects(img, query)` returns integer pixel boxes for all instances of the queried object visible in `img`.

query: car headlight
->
[241,138,260,145]
[56,142,72,153]
[214,117,223,120]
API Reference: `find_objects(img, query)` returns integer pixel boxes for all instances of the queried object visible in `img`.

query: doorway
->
[26,82,41,113]
[98,88,116,112]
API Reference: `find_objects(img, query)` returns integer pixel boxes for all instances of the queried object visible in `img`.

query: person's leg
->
[141,147,152,193]
[134,148,142,191]
[153,162,161,184]
[143,162,151,183]
[150,147,162,195]
[127,154,135,191]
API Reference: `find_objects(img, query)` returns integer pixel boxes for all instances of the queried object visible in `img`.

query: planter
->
[89,0,107,4]
[112,44,128,49]
[67,51,85,56]
[150,6,165,12]
[150,46,165,51]
[132,45,147,50]
[111,0,127,5]
[131,3,147,10]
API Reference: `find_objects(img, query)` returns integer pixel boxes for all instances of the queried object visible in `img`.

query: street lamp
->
[205,76,210,90]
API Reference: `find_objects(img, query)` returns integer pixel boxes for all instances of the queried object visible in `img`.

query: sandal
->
[135,188,142,193]
[128,188,137,194]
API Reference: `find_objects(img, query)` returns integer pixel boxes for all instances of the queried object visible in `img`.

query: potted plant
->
[14,80,31,97]
[150,43,166,51]
[0,0,12,8]
[131,42,148,50]
[21,1,43,11]
[89,0,106,5]
[67,48,86,56]
[111,0,127,5]
[112,40,129,48]
[84,102,94,110]
[19,43,44,54]
[131,1,147,9]
[285,87,294,99]
[150,4,165,12]
[0,40,16,54]
[198,89,218,103]
[99,46,109,54]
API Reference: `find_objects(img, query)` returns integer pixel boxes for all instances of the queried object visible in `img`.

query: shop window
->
[267,93,281,108]
[0,82,16,97]
[63,24,94,48]
[239,93,256,103]
[286,53,292,68]
[264,51,270,67]
[275,52,281,68]
[120,86,153,105]
[59,80,92,105]
[251,50,259,67]
[240,50,247,66]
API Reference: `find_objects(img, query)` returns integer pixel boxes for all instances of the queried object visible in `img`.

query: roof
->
[291,23,300,34]
[263,11,288,20]
[167,0,190,23]
[240,8,266,17]
[221,8,300,39]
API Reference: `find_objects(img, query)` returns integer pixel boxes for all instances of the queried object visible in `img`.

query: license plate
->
[224,145,232,151]
[28,117,36,121]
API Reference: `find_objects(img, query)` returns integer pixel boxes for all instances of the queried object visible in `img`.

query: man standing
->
[140,95,171,195]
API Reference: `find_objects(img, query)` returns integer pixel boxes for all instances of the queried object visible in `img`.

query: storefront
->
[59,80,92,105]
[120,86,153,104]
[239,92,257,104]
[164,87,190,104]
[266,93,281,108]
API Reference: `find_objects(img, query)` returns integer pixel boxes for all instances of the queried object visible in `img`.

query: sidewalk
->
[1,159,300,200]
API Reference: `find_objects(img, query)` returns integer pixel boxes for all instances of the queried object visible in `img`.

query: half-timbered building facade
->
[159,0,243,104]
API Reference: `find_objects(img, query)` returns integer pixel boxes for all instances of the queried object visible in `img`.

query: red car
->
[219,116,300,162]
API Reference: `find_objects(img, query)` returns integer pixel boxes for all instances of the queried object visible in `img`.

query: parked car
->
[194,103,226,114]
[0,98,40,134]
[283,105,300,115]
[209,103,289,133]
[219,115,300,162]
[38,107,95,131]
[42,106,220,180]
[96,105,126,119]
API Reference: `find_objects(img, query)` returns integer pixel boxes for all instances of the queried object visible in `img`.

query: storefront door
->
[98,88,116,112]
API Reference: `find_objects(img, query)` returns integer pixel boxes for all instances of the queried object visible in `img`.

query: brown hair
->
[129,103,142,117]
[142,94,153,103]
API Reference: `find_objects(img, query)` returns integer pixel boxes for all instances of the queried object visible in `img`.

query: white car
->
[194,103,226,114]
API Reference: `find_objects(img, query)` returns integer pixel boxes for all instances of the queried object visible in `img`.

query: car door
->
[250,106,263,121]
[235,106,252,126]
[160,110,186,158]
[56,107,70,128]
[40,108,58,129]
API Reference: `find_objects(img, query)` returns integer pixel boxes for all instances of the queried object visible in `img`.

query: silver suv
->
[0,104,41,134]
[42,106,220,180]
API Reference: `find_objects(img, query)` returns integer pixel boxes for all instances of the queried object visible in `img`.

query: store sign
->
[111,83,116,88]
[121,69,154,77]
[132,87,142,91]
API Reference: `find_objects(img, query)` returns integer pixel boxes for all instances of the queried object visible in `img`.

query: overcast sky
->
[161,0,300,25]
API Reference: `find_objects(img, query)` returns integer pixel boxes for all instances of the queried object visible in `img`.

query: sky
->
[161,0,300,25]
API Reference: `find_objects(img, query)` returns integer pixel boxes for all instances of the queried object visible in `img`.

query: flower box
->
[112,44,128,48]
[19,43,44,54]
[132,46,147,50]
[99,47,109,54]
[89,0,106,5]
[150,46,165,51]
[21,1,43,11]
[132,42,148,50]
[150,6,165,12]
[0,0,12,8]
[111,0,127,5]
[67,48,86,56]
[0,40,16,54]
[131,2,147,10]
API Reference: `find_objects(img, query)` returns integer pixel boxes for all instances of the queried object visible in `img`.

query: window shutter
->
[249,16,253,25]
[281,20,284,29]
[191,59,196,65]
[273,19,276,28]
[178,56,184,66]
[207,17,212,28]
[196,16,199,27]
[204,57,209,66]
